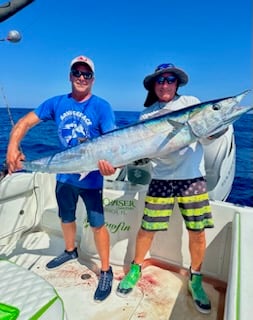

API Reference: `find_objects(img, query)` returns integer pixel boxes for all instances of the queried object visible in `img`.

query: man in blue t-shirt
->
[6,55,117,302]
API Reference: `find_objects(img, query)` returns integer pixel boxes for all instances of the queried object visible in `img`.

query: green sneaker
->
[188,271,211,314]
[116,262,141,297]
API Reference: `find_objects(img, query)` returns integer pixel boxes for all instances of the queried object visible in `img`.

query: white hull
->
[0,172,252,319]
[203,126,236,201]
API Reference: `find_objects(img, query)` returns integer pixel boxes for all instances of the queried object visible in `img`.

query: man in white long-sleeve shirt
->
[116,63,215,314]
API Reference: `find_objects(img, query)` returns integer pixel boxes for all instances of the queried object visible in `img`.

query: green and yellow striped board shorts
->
[141,177,214,231]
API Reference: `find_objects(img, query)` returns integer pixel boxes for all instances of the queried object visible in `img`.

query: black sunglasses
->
[71,69,93,79]
[156,75,177,85]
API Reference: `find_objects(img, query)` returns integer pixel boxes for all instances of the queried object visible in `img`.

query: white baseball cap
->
[70,55,95,73]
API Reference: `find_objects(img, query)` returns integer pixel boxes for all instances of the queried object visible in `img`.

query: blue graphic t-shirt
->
[34,94,115,188]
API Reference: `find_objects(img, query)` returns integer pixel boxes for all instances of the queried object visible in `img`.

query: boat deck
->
[1,230,226,320]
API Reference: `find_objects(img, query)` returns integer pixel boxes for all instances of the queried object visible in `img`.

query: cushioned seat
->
[0,260,67,320]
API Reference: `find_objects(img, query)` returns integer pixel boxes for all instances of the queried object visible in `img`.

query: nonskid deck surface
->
[1,231,225,320]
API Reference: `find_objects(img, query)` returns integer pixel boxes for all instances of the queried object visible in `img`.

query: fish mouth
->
[223,105,253,124]
[211,105,253,135]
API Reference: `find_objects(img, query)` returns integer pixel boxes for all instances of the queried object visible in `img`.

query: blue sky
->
[0,0,252,111]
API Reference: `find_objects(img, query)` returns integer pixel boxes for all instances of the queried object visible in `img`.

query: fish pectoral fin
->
[156,121,185,152]
[79,172,89,181]
[167,119,185,130]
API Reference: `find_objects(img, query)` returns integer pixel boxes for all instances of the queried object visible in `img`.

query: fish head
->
[187,90,252,138]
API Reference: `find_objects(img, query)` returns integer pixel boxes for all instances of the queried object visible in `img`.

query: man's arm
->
[6,111,40,174]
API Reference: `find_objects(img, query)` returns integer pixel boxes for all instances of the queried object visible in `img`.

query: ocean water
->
[0,108,252,207]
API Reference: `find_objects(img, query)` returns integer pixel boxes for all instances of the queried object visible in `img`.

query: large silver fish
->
[22,90,251,175]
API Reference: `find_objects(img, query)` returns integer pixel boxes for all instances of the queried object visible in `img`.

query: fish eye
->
[212,103,221,111]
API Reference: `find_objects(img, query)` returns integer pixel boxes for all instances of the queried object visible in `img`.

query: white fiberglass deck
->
[1,173,252,319]
[1,230,224,320]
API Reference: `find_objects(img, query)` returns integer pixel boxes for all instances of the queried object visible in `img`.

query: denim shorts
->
[55,181,104,227]
[142,177,214,232]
